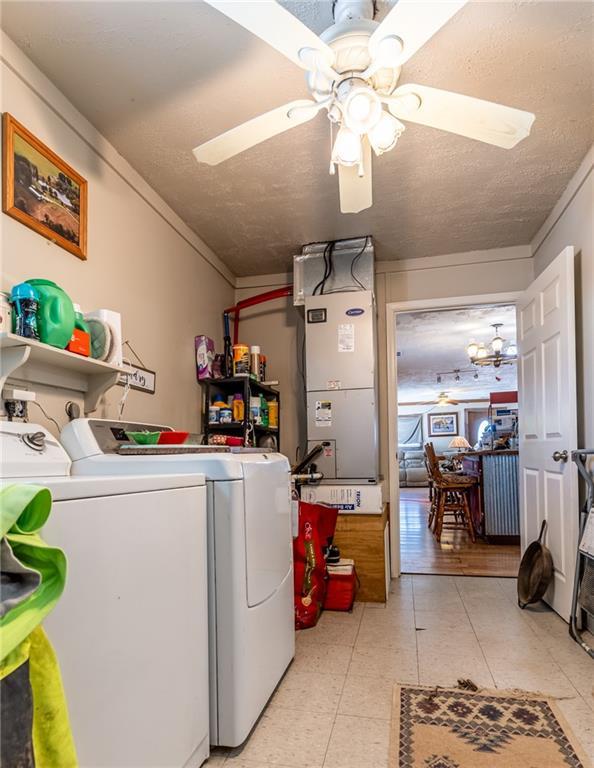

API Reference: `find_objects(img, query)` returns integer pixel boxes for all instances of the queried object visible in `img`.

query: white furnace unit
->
[305,289,378,481]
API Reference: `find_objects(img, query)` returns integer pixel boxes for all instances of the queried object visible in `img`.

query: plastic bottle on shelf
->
[268,399,278,428]
[232,393,245,422]
[250,346,261,380]
[250,396,261,424]
[232,344,250,376]
[259,355,267,382]
[67,304,91,356]
[260,395,269,428]
[26,278,75,348]
[10,283,40,340]
[209,405,220,423]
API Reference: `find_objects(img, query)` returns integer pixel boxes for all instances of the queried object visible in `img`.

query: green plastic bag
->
[0,484,77,767]
[0,484,67,662]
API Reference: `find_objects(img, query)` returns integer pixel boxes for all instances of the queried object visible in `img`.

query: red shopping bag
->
[292,502,338,629]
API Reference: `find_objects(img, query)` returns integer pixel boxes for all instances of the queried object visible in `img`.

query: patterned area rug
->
[390,684,590,768]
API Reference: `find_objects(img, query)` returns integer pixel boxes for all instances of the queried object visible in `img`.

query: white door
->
[517,246,578,621]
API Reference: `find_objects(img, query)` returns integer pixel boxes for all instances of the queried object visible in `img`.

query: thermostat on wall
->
[307,308,326,323]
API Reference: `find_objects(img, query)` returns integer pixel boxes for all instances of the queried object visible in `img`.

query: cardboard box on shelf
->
[301,483,383,514]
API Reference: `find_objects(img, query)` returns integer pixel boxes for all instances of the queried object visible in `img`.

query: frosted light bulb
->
[349,93,372,121]
[491,335,504,353]
[476,344,488,359]
[343,86,382,134]
[467,341,479,358]
[368,113,404,155]
[331,126,362,167]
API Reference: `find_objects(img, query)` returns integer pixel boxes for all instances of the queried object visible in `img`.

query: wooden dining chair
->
[424,442,477,543]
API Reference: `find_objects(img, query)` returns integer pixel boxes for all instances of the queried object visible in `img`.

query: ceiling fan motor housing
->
[333,0,376,24]
[307,17,401,102]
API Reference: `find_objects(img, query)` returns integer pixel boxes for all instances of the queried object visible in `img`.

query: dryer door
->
[243,456,292,607]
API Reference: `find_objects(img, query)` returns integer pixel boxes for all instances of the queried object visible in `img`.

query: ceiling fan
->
[437,392,459,406]
[193,0,535,214]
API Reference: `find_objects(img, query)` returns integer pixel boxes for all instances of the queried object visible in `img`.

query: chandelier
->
[466,324,517,368]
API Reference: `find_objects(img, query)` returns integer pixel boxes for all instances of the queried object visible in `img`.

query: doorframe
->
[386,291,522,577]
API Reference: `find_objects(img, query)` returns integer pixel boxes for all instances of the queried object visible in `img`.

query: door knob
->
[552,450,569,462]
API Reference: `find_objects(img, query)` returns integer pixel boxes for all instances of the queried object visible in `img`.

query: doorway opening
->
[393,301,522,577]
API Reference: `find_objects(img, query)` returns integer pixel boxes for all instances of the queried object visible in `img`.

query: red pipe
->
[225,286,293,345]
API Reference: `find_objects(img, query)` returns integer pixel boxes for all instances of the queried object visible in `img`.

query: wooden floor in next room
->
[400,487,521,577]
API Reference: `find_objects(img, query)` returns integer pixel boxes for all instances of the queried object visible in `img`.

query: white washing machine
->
[60,418,295,748]
[0,422,210,767]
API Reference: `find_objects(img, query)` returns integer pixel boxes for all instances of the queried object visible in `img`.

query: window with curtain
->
[398,414,423,448]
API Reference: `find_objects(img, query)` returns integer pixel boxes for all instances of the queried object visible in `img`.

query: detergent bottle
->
[232,394,245,422]
[67,304,91,356]
[10,283,40,340]
[26,279,75,348]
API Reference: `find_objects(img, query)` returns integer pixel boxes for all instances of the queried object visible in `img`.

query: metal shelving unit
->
[200,376,280,448]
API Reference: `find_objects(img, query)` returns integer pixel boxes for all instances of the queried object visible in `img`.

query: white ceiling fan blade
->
[369,0,467,66]
[203,0,335,71]
[193,100,320,165]
[338,140,373,214]
[387,84,535,149]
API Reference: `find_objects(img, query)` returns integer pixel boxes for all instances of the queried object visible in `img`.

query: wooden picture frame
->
[428,412,459,437]
[2,113,87,260]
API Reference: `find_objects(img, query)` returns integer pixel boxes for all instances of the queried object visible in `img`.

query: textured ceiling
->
[396,304,517,401]
[3,1,592,276]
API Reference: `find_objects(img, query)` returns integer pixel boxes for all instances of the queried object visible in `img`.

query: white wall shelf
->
[0,332,132,414]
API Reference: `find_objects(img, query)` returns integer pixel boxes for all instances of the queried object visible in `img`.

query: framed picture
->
[428,412,458,437]
[2,113,87,259]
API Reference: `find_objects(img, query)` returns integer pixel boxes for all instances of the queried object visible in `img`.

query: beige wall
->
[236,246,534,474]
[234,276,305,463]
[531,147,593,452]
[397,402,490,454]
[1,32,235,436]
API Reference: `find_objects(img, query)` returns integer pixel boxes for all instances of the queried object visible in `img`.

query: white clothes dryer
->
[60,418,295,748]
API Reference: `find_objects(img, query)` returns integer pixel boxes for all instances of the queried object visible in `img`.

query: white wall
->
[531,147,593,452]
[1,32,235,435]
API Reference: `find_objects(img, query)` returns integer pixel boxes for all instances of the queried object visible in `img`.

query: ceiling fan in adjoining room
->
[192,0,536,214]
[437,392,459,406]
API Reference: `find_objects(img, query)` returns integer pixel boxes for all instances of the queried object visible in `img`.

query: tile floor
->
[207,576,593,767]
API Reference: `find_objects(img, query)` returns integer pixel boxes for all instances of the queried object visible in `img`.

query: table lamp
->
[449,436,472,452]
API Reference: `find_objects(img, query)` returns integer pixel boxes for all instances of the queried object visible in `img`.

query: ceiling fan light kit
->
[194,0,536,214]
[368,112,405,155]
[332,125,363,170]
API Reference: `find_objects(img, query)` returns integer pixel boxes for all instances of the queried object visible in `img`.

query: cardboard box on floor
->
[300,483,383,514]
